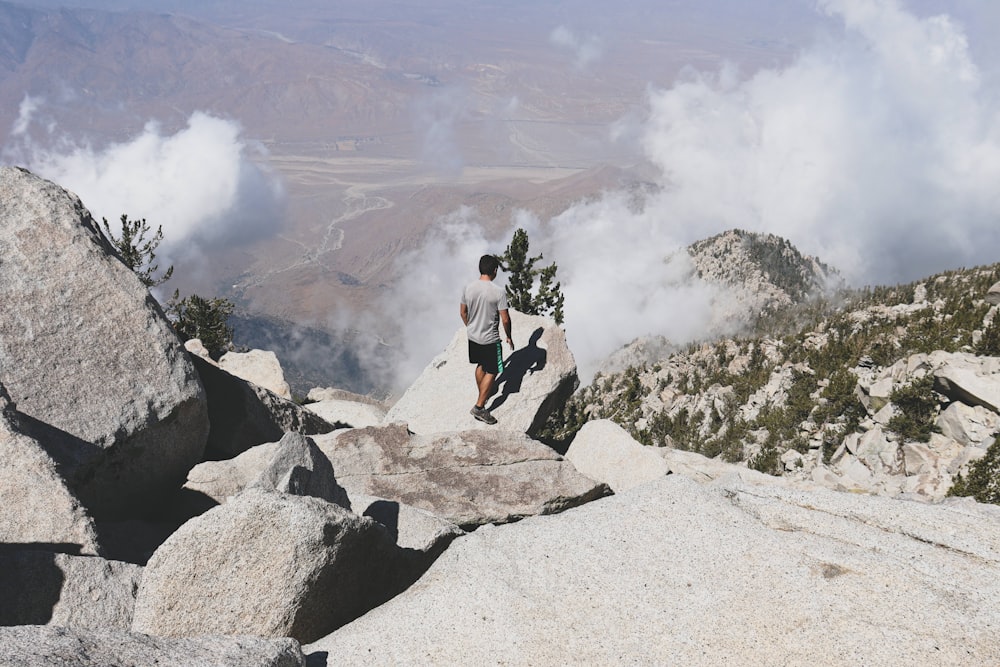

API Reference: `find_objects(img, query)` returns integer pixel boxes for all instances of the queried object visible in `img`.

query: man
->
[460,254,513,425]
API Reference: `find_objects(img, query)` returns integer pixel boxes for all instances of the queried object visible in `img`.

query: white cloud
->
[4,110,285,267]
[11,95,43,137]
[413,87,471,175]
[638,0,1000,285]
[550,25,604,70]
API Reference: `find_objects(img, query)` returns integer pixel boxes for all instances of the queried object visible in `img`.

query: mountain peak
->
[688,229,841,310]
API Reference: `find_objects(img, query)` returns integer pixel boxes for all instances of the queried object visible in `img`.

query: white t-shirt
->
[462,279,508,344]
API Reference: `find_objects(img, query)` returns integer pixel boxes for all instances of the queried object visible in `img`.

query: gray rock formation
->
[306,473,1000,665]
[933,351,1000,413]
[248,432,350,508]
[385,310,577,435]
[659,446,753,483]
[565,419,671,492]
[936,401,998,449]
[304,387,385,428]
[183,442,462,555]
[182,432,350,511]
[0,625,305,667]
[351,492,464,553]
[0,167,209,516]
[314,424,610,528]
[594,332,1000,502]
[0,387,101,554]
[191,354,335,459]
[0,550,142,630]
[182,442,280,508]
[219,349,292,400]
[132,487,398,643]
[808,351,1000,500]
[987,280,1000,305]
[304,399,386,429]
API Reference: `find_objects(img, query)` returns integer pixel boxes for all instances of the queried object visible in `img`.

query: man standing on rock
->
[460,254,512,425]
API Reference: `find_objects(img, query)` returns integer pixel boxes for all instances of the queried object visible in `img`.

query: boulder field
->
[2,167,1000,665]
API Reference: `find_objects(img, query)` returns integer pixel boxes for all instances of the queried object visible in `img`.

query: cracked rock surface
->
[307,472,1000,665]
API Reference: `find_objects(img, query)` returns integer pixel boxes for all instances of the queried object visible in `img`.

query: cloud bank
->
[387,0,1000,387]
[638,0,1000,285]
[3,107,286,272]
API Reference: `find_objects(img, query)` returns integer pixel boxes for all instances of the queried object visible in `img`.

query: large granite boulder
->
[181,432,350,511]
[306,473,1000,665]
[181,441,280,510]
[219,349,292,400]
[248,431,350,507]
[986,280,1000,306]
[132,487,398,643]
[314,423,610,528]
[0,167,209,516]
[0,550,142,629]
[191,355,336,459]
[304,399,385,428]
[0,626,304,667]
[0,386,100,554]
[931,351,1000,413]
[565,419,671,492]
[385,310,577,435]
[936,402,999,449]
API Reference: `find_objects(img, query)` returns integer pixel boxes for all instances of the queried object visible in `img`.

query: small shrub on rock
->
[887,375,940,441]
[949,437,1000,505]
[167,290,235,359]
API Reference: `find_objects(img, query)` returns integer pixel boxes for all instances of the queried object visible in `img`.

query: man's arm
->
[460,302,469,326]
[499,309,512,346]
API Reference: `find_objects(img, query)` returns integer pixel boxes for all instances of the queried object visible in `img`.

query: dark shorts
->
[469,340,504,376]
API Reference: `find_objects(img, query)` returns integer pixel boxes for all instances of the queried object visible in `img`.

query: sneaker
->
[471,405,498,425]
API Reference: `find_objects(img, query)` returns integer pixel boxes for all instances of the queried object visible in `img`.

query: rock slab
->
[307,474,1000,666]
[191,354,334,459]
[315,423,610,528]
[565,419,671,492]
[220,349,292,399]
[0,625,304,667]
[0,394,100,554]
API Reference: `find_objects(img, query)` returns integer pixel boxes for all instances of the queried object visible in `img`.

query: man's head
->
[479,254,500,278]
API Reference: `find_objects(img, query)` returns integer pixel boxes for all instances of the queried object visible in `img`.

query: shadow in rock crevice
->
[0,543,75,625]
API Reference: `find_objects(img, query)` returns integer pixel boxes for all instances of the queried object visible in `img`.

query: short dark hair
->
[479,254,500,276]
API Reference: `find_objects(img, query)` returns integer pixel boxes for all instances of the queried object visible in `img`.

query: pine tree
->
[500,228,565,325]
[100,214,173,287]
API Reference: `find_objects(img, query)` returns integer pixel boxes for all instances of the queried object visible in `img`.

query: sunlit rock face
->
[0,166,209,517]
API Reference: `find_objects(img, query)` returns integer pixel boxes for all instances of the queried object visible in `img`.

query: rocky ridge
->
[688,228,840,308]
[2,167,999,665]
[601,228,840,373]
[570,261,1000,504]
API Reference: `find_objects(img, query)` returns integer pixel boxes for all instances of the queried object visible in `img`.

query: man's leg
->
[475,365,496,408]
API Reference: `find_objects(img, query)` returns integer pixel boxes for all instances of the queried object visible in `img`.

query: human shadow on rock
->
[487,327,546,413]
